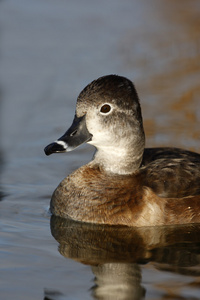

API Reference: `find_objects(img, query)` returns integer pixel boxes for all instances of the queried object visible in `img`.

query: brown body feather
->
[51,147,200,226]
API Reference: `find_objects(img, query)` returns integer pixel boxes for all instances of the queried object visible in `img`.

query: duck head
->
[44,75,145,174]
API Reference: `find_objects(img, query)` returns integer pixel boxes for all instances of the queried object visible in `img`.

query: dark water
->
[1,0,200,299]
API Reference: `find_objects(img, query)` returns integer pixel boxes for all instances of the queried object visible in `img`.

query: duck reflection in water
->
[50,216,200,300]
[44,75,200,226]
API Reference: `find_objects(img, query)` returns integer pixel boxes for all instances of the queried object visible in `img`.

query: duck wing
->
[140,147,200,198]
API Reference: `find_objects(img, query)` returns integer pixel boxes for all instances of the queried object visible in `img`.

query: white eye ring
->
[99,103,112,115]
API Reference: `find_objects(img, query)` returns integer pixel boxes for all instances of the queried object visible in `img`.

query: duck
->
[44,75,200,227]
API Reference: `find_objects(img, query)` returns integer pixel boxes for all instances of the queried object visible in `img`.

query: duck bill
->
[44,115,92,156]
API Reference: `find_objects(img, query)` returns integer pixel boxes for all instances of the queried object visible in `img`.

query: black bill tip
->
[44,141,67,156]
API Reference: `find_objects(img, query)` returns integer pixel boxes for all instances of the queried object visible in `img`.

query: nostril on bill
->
[70,130,77,137]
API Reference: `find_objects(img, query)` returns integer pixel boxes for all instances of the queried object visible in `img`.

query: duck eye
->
[100,104,111,114]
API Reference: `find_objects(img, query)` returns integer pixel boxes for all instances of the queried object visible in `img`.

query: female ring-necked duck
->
[44,75,200,226]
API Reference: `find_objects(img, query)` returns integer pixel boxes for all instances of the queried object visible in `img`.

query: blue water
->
[1,0,200,299]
